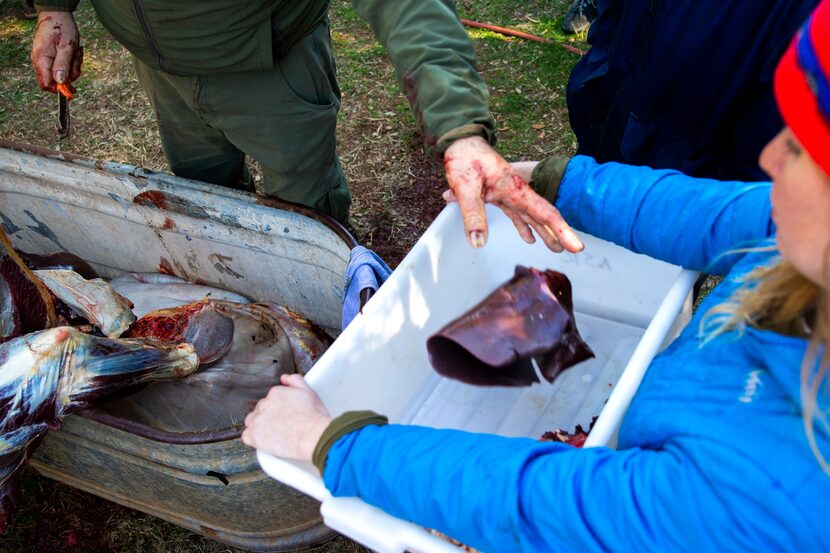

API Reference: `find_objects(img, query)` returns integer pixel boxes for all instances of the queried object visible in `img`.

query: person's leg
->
[132,58,252,191]
[198,20,350,223]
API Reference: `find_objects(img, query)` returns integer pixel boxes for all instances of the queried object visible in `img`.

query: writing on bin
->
[557,252,612,272]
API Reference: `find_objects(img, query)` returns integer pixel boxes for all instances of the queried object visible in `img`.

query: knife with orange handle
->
[56,82,75,143]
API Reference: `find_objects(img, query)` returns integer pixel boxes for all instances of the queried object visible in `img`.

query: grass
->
[0,0,585,551]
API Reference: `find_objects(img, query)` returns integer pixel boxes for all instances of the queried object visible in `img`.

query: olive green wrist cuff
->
[435,124,496,157]
[529,156,571,203]
[312,410,389,475]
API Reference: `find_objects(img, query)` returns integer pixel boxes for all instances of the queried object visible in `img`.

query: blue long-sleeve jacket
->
[321,156,830,552]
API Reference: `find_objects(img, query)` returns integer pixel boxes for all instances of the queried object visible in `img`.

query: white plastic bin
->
[258,204,698,553]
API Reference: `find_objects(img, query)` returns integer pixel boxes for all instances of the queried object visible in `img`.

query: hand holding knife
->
[31,9,83,146]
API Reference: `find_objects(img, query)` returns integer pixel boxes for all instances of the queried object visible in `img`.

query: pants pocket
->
[276,19,340,110]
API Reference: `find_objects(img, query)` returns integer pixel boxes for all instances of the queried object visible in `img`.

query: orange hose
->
[460,18,586,56]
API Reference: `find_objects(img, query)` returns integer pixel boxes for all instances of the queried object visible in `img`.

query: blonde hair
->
[704,252,830,473]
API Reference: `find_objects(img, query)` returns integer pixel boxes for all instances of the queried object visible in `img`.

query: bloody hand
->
[31,10,83,94]
[443,136,583,253]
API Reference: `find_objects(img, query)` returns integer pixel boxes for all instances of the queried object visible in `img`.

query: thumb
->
[53,42,76,84]
[280,373,309,389]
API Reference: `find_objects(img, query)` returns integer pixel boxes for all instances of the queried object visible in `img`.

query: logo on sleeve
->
[738,369,764,403]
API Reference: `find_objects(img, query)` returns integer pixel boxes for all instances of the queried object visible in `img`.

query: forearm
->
[352,0,495,156]
[552,156,774,273]
[320,423,728,553]
[322,424,583,552]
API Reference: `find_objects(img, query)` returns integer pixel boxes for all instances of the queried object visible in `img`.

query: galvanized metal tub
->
[0,140,354,551]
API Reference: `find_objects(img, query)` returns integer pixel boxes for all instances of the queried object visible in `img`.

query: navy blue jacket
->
[567,0,818,181]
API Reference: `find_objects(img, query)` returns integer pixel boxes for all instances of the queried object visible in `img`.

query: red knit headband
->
[775,0,830,177]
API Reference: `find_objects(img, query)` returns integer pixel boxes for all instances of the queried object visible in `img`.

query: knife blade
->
[56,89,70,144]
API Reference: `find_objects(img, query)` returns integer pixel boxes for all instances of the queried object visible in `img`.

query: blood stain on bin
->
[133,190,168,209]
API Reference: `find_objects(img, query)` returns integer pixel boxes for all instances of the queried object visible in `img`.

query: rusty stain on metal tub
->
[158,257,176,275]
[208,253,244,279]
[24,210,65,250]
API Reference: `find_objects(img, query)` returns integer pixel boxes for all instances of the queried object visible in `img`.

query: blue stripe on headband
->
[797,15,830,121]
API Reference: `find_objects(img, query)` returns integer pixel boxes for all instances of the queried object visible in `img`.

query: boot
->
[562,0,598,34]
[21,0,37,19]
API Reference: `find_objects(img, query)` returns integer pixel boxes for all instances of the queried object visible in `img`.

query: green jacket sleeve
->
[352,0,496,157]
[33,0,78,11]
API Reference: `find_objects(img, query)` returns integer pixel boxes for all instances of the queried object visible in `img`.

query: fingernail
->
[55,70,65,83]
[470,230,486,249]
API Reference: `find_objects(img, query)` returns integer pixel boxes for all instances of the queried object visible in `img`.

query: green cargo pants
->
[133,20,351,224]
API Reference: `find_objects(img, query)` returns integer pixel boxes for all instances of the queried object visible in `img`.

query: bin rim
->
[78,409,243,444]
[0,139,357,249]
